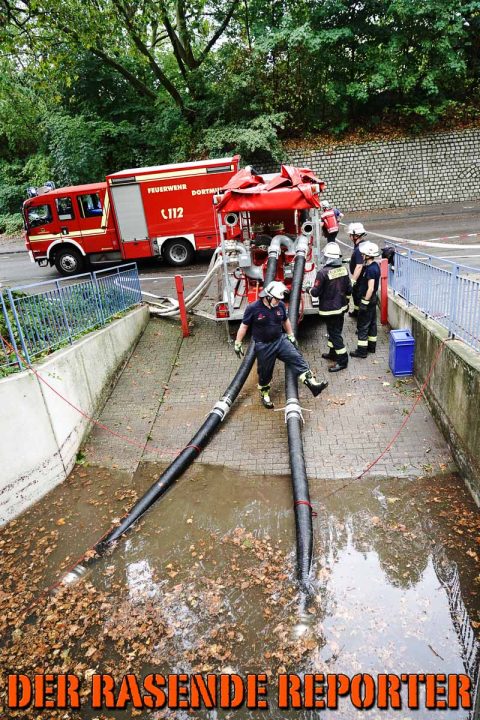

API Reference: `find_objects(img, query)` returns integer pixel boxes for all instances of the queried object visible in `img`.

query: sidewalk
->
[84,311,454,481]
[0,235,26,254]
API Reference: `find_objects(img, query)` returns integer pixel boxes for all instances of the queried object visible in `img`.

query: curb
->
[0,250,28,255]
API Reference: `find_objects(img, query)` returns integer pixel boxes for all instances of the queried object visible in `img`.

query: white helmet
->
[323,242,341,259]
[261,280,288,299]
[359,240,380,258]
[321,200,331,209]
[348,222,366,237]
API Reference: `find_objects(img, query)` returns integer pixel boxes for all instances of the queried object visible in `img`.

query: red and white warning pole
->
[380,258,388,326]
[174,275,190,337]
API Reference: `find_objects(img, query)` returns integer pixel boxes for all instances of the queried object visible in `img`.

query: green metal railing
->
[0,264,142,374]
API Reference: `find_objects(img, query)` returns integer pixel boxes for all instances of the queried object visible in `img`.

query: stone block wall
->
[257,128,480,211]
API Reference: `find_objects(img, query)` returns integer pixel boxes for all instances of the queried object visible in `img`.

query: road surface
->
[1,201,479,297]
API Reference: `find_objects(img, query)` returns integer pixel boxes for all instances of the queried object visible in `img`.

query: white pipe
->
[146,254,222,317]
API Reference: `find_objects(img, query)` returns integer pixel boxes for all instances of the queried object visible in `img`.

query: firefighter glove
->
[287,334,298,348]
[234,341,244,358]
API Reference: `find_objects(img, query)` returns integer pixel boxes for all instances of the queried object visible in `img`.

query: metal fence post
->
[6,289,31,365]
[405,249,412,305]
[55,280,73,344]
[116,266,128,310]
[448,265,460,338]
[1,292,24,370]
[132,263,142,303]
[91,270,105,325]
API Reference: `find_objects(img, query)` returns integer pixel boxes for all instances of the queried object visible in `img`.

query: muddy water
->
[0,463,479,720]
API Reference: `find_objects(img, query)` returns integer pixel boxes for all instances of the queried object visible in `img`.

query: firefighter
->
[234,281,328,409]
[350,241,381,359]
[320,200,343,242]
[309,242,352,372]
[348,222,367,317]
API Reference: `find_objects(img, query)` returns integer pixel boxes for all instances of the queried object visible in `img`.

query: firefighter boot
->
[368,339,377,353]
[350,349,367,359]
[258,384,274,409]
[321,348,336,360]
[299,371,328,397]
[329,358,348,373]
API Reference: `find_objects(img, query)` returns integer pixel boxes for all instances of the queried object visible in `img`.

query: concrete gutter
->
[0,305,149,524]
[388,292,480,505]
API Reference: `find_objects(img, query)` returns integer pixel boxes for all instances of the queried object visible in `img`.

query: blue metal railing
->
[389,245,480,352]
[0,264,142,373]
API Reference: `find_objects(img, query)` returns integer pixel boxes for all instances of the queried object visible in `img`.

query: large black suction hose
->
[284,234,314,591]
[94,253,279,554]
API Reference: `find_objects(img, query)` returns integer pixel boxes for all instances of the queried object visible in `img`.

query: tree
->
[0,0,240,121]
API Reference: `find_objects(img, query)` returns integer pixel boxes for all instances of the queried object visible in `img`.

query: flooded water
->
[0,463,479,720]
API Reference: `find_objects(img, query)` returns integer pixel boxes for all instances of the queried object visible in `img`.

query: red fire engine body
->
[210,165,326,321]
[23,156,240,275]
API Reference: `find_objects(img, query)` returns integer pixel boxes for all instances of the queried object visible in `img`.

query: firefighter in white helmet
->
[350,241,381,358]
[309,242,352,372]
[234,280,328,408]
[348,222,367,316]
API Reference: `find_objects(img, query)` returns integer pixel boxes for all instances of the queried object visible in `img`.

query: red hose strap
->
[185,444,202,454]
[295,500,317,517]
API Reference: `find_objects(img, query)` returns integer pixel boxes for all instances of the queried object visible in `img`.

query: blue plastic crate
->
[389,329,415,376]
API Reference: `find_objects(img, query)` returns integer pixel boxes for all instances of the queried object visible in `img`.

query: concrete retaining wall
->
[258,128,480,211]
[388,293,480,504]
[0,305,149,524]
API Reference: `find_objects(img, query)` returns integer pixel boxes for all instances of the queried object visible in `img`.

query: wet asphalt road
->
[0,200,479,295]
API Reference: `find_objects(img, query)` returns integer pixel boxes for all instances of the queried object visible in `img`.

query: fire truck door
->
[74,189,117,253]
[25,199,59,249]
[110,183,151,259]
[54,195,79,239]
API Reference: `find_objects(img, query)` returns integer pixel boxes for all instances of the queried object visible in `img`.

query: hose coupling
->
[284,397,304,424]
[212,398,231,421]
[295,235,309,256]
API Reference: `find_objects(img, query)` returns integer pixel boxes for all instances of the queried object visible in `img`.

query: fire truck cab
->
[23,156,240,275]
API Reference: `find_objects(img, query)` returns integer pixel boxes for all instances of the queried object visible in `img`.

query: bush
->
[201,114,286,163]
[0,213,23,235]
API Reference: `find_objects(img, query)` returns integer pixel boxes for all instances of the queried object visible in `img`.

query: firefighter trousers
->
[351,284,361,312]
[325,313,348,366]
[356,301,377,356]
[255,335,309,387]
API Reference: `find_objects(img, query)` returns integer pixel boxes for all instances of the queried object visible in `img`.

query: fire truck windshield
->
[27,203,53,228]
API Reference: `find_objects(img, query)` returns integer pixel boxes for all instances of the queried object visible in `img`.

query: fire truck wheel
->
[54,247,85,276]
[163,239,194,267]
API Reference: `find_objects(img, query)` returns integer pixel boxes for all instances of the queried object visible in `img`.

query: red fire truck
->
[23,156,240,275]
[209,165,326,320]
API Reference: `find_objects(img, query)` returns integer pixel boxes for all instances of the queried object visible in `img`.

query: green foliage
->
[0,213,23,235]
[46,113,114,185]
[201,114,286,162]
[0,0,478,188]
